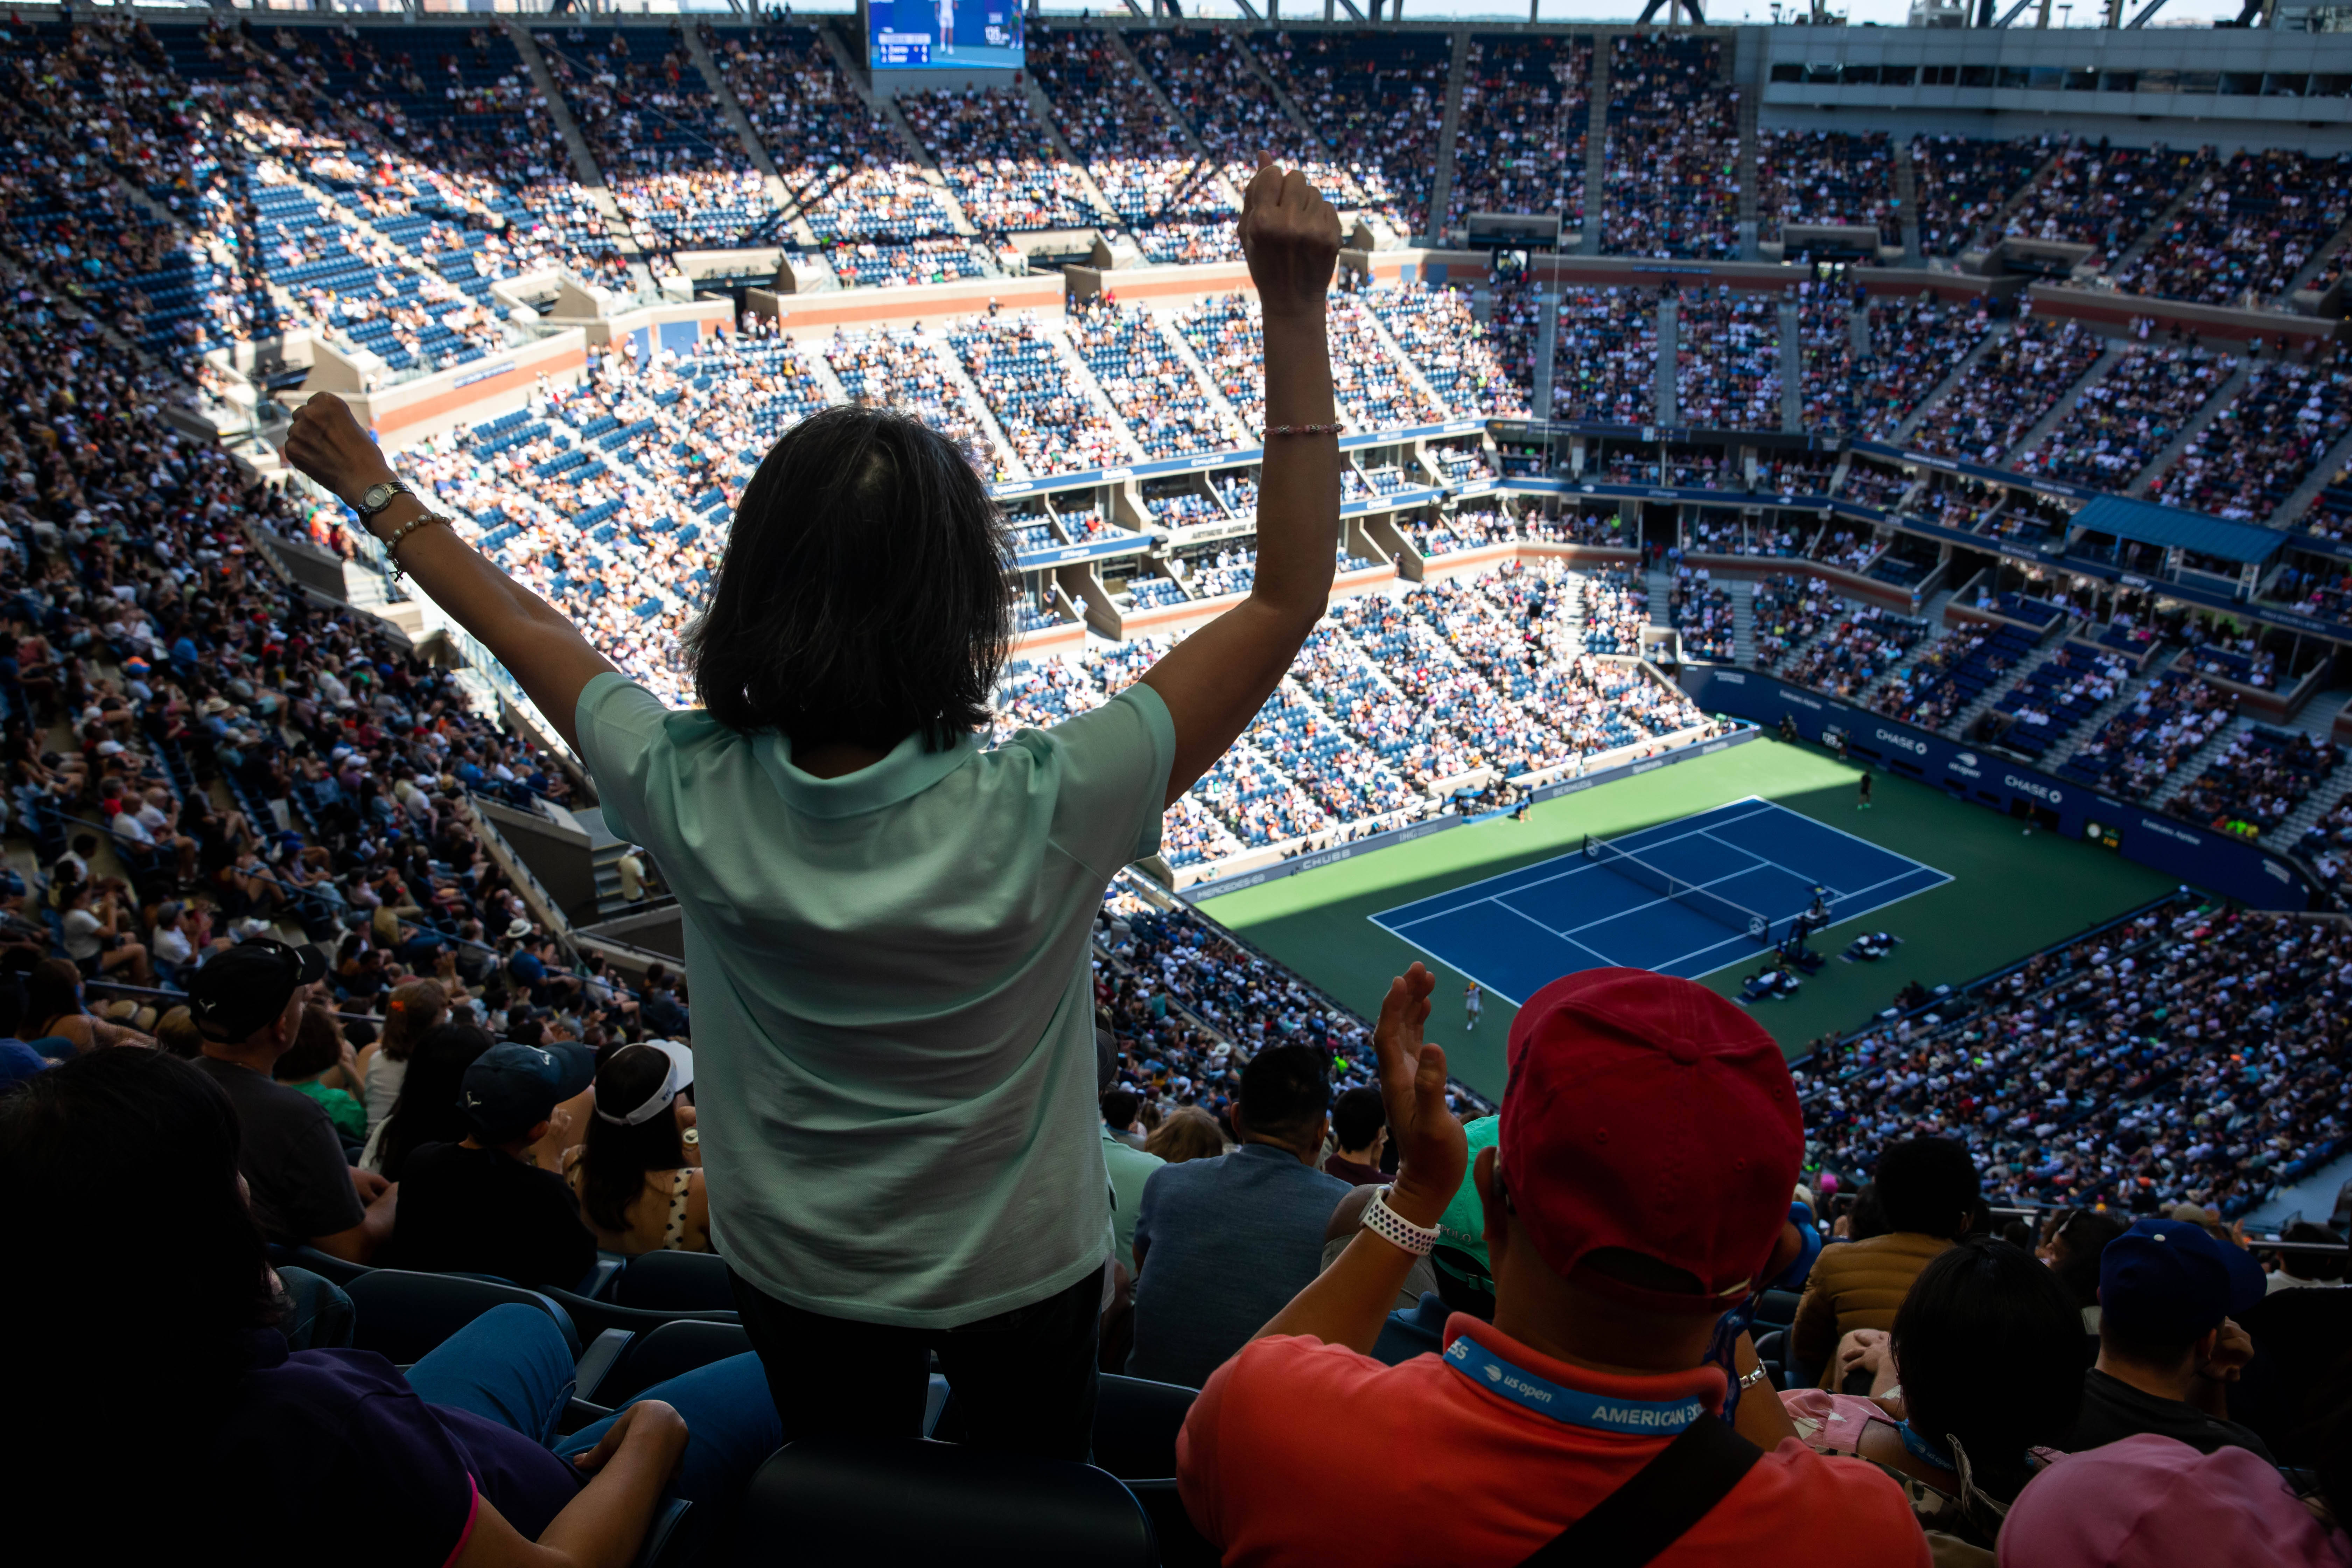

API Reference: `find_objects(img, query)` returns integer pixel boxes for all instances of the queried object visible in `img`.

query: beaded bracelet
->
[381,510,453,581]
[1262,422,1347,438]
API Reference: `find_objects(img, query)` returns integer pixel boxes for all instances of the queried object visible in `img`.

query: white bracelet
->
[1361,1186,1440,1257]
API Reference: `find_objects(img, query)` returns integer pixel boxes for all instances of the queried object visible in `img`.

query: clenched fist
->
[285,392,398,514]
[1238,160,1342,323]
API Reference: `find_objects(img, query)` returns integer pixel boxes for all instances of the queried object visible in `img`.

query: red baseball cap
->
[1497,967,1803,1313]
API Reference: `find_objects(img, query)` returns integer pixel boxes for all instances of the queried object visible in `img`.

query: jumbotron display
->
[866,0,1024,70]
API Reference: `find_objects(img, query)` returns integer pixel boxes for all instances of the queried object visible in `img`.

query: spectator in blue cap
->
[378,1040,601,1289]
[2069,1215,2274,1461]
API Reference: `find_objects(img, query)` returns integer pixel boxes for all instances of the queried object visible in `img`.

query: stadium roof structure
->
[2069,496,2286,568]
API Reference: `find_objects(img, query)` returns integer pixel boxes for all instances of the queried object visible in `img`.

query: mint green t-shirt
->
[575,672,1176,1328]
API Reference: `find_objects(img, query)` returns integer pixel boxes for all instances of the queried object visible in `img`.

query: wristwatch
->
[1361,1186,1440,1256]
[354,479,415,519]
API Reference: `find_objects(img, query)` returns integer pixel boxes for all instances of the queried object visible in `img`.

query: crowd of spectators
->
[1850,293,1993,442]
[899,85,1109,235]
[1365,283,1527,419]
[1673,285,1782,430]
[709,21,966,264]
[1600,33,1739,260]
[1798,902,2348,1223]
[2004,139,2213,267]
[1780,603,1930,700]
[1443,34,1591,234]
[1251,30,1447,236]
[1030,25,1238,261]
[1795,284,1858,432]
[545,25,780,256]
[1667,566,1735,662]
[950,312,1132,477]
[1551,285,1659,423]
[1126,27,1365,225]
[1909,132,2052,258]
[2148,357,2352,524]
[1752,573,1834,669]
[1756,129,1898,246]
[2172,726,2344,839]
[2015,340,2232,491]
[1909,316,2104,465]
[2056,669,2234,802]
[821,321,1005,479]
[1981,643,2133,761]
[1068,296,1244,461]
[2112,149,2352,308]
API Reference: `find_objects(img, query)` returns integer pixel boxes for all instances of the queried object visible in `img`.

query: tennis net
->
[1582,834,1776,945]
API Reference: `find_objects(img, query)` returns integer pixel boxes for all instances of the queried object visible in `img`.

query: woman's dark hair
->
[273,1004,344,1083]
[576,1043,688,1234]
[686,405,1010,751]
[1847,1182,1890,1242]
[24,957,83,1031]
[376,1022,495,1181]
[1871,1137,1982,1239]
[1891,1237,2085,1499]
[0,1049,275,1536]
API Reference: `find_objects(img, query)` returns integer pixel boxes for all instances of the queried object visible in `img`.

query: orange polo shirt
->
[1177,1314,1931,1568]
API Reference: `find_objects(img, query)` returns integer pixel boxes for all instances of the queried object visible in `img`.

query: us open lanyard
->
[1443,1337,1706,1436]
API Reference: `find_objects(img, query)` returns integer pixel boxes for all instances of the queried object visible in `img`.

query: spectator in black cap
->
[378,1041,600,1289]
[190,939,395,1263]
[2070,1215,2275,1461]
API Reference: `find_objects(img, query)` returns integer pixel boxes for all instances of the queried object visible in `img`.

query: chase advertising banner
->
[1678,667,2319,913]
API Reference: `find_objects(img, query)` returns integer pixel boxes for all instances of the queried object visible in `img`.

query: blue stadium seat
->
[613,1250,736,1313]
[344,1269,581,1365]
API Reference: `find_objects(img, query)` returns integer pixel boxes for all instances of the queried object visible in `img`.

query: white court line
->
[1378,798,1783,924]
[1698,798,1949,886]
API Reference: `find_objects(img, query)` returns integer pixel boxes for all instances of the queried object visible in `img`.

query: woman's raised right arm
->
[1139,162,1343,806]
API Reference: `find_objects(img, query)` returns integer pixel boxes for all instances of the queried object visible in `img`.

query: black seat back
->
[614,1250,735,1312]
[1089,1374,1197,1481]
[344,1269,580,1365]
[592,1320,755,1408]
[728,1436,1156,1568]
[539,1285,740,1343]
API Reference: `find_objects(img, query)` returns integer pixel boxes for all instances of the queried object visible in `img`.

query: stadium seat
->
[1754,1288,1805,1328]
[1088,1374,1197,1481]
[614,1250,736,1312]
[727,1436,1157,1567]
[539,1285,742,1344]
[585,1320,755,1409]
[344,1269,581,1366]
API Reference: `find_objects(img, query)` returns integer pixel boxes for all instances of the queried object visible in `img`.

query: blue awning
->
[2070,496,2284,567]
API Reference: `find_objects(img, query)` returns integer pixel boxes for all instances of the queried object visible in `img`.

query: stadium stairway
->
[2129,358,2251,499]
[1646,562,1676,632]
[1424,29,1471,243]
[2148,714,2255,811]
[1730,581,1758,665]
[1157,323,1249,433]
[1360,309,1456,419]
[2004,342,2125,470]
[1580,42,1611,257]
[684,22,821,249]
[1891,324,2008,447]
[2042,646,2182,772]
[2269,691,2352,849]
[2272,424,2352,530]
[1735,90,1761,262]
[1975,139,2075,257]
[509,22,653,287]
[1891,138,1923,262]
[2104,177,2205,280]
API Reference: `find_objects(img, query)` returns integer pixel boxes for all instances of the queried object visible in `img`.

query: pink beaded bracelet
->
[1261,422,1347,438]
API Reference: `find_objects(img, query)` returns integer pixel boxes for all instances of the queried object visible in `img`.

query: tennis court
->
[1368,799,1952,1001]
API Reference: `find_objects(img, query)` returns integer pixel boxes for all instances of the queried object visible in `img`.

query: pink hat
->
[1998,1435,2350,1568]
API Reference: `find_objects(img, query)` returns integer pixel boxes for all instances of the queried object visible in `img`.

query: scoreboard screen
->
[868,0,1023,70]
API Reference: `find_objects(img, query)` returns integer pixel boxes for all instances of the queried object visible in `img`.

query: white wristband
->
[1362,1186,1440,1257]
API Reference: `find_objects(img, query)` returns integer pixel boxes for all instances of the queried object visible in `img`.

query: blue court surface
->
[1369,799,1952,1001]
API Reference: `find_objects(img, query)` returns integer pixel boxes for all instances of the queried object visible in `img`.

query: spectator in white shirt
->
[2267,1222,2348,1293]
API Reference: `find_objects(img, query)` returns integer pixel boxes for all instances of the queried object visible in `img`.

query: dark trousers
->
[729,1264,1103,1462]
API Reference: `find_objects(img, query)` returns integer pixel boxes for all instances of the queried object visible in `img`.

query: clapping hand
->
[1371,963,1468,1229]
